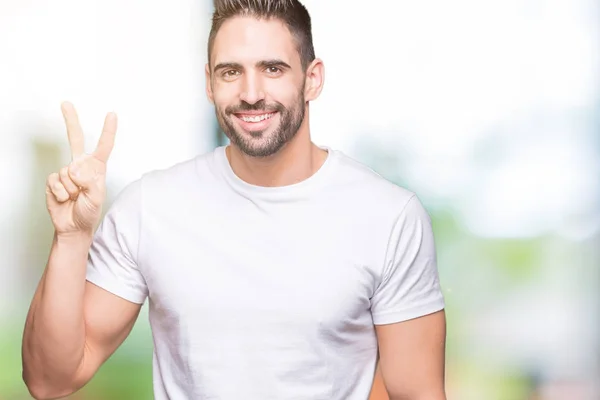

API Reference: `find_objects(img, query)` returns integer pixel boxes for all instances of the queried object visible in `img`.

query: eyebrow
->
[213,59,292,73]
[257,59,292,70]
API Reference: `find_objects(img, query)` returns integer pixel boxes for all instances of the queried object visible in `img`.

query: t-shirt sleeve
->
[370,194,445,325]
[86,179,148,304]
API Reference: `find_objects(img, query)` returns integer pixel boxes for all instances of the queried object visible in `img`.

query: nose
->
[239,72,265,105]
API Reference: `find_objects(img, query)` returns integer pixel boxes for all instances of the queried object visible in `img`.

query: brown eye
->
[223,70,240,79]
[266,67,281,74]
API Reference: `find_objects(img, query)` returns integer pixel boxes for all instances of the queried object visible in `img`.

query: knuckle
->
[53,182,64,192]
[60,174,73,188]
[47,172,58,185]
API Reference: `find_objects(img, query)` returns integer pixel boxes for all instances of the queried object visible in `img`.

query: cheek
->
[213,82,241,104]
[265,81,303,106]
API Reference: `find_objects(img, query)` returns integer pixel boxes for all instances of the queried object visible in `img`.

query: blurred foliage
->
[2,118,596,400]
[0,318,154,399]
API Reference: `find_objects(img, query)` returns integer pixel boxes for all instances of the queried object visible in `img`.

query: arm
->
[375,310,447,400]
[370,194,446,400]
[368,364,389,400]
[22,233,142,399]
[22,102,145,399]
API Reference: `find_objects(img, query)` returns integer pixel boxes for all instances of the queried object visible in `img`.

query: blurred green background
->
[1,0,599,399]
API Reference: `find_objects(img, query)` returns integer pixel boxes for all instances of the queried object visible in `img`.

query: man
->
[22,0,447,399]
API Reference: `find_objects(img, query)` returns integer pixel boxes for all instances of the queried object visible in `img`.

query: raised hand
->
[45,102,117,236]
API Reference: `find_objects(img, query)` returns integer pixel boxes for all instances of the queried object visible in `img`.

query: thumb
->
[68,158,105,203]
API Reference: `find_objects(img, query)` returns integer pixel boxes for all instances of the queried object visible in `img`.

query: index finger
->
[61,101,85,159]
[93,112,118,163]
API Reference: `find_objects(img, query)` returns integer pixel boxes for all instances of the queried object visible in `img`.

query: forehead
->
[211,16,300,67]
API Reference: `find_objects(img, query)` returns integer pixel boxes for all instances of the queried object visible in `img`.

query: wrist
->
[54,230,94,246]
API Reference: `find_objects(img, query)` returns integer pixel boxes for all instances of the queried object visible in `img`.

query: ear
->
[205,63,214,104]
[304,58,325,102]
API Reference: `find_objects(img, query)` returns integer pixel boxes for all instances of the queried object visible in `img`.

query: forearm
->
[388,394,446,400]
[387,388,447,400]
[385,376,446,400]
[22,231,92,398]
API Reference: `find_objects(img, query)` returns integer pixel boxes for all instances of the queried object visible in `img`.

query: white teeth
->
[240,113,274,123]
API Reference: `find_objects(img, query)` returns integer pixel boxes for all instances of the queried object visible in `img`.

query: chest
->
[139,203,382,336]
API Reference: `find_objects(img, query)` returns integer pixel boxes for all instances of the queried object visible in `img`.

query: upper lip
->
[234,111,277,116]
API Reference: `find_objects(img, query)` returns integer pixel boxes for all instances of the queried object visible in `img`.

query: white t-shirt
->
[86,145,445,400]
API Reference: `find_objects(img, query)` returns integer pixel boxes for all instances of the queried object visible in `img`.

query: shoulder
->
[139,154,204,189]
[109,150,215,210]
[130,148,222,195]
[327,148,419,215]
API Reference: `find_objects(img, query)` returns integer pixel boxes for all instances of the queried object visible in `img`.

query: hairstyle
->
[208,0,316,70]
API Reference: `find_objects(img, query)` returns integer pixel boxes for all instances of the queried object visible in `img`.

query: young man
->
[22,1,447,399]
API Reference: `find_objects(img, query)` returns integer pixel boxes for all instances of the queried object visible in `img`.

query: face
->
[206,17,319,158]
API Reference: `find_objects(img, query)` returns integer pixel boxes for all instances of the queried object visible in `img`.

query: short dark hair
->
[208,0,316,70]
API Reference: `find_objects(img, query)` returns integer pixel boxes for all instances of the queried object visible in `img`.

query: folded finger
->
[59,166,80,199]
[47,172,69,203]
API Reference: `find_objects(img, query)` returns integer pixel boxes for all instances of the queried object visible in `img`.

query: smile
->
[236,113,276,123]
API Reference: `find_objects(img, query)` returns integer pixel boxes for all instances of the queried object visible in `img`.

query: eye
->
[222,70,240,79]
[266,66,281,74]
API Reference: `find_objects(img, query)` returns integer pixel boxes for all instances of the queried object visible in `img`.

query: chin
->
[234,136,285,158]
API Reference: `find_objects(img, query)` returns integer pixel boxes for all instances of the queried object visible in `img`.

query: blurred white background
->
[1,0,599,399]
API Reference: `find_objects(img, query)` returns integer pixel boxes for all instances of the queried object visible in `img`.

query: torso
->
[133,146,416,399]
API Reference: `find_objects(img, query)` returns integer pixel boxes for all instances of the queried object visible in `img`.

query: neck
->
[226,112,328,187]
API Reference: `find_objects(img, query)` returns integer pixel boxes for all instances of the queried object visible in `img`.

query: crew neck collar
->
[214,145,335,200]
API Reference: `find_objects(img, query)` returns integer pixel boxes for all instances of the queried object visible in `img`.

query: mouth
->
[232,111,278,131]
